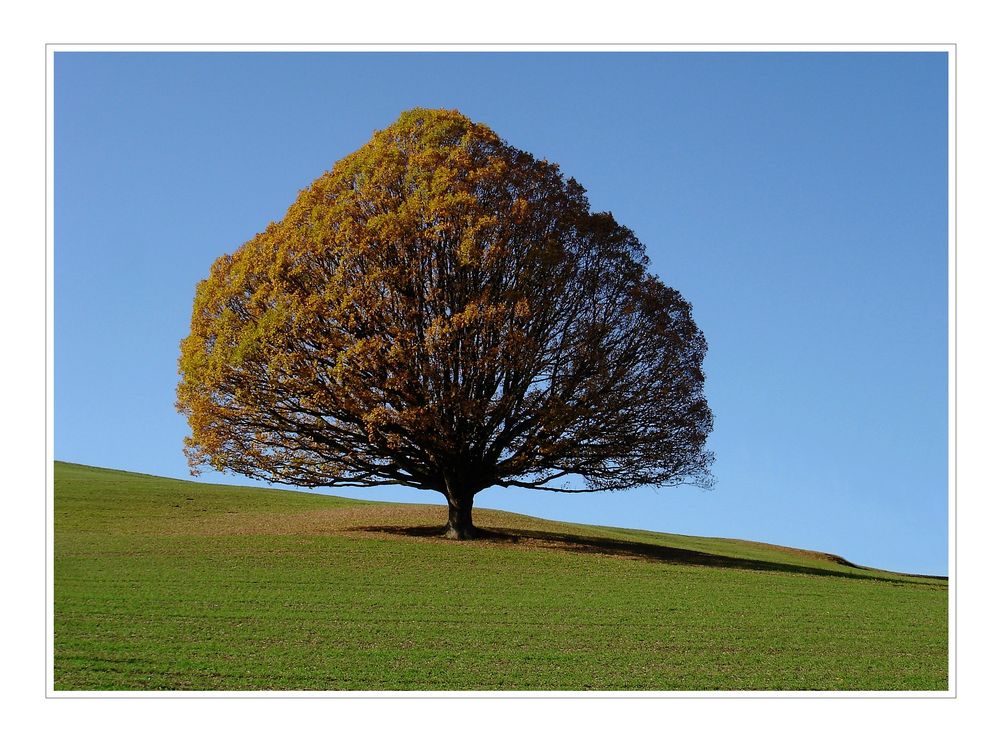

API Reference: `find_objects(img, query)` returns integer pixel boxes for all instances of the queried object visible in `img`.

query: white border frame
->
[45,42,957,699]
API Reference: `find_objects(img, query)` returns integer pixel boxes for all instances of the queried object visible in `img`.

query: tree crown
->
[177,108,714,496]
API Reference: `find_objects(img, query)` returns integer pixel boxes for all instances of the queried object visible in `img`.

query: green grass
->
[53,461,948,691]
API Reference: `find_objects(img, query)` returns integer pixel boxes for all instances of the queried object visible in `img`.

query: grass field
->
[53,461,948,691]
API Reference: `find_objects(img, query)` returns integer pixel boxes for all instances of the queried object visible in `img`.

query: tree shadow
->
[355,524,520,542]
[353,524,946,586]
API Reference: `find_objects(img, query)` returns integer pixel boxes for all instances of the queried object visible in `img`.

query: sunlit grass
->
[54,462,947,691]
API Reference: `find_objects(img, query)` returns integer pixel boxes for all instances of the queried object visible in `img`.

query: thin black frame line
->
[45,43,957,699]
[44,42,957,48]
[44,44,50,700]
[951,44,958,698]
[50,692,953,700]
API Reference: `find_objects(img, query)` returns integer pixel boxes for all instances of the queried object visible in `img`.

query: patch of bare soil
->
[175,502,911,581]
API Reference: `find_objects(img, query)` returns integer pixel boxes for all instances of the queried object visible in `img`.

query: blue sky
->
[54,51,949,575]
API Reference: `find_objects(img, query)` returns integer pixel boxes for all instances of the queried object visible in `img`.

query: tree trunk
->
[443,494,477,540]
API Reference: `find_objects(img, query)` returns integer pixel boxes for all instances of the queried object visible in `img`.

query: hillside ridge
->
[53,460,943,582]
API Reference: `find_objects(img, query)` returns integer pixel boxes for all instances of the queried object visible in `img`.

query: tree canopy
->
[177,108,714,538]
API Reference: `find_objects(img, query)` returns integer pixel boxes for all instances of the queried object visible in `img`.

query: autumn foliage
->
[177,109,713,538]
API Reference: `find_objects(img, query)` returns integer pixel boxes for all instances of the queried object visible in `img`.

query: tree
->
[177,108,714,539]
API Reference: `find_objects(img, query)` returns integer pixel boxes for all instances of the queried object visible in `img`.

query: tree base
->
[442,523,481,540]
[444,493,477,540]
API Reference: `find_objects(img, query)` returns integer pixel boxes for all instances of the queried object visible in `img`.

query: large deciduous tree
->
[177,108,714,539]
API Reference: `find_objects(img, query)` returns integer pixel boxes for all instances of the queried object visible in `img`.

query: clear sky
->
[54,51,948,575]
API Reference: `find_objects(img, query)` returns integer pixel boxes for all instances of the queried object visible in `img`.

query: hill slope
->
[53,462,947,691]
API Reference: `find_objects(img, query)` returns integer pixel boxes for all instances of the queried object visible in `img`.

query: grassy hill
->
[53,461,948,691]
